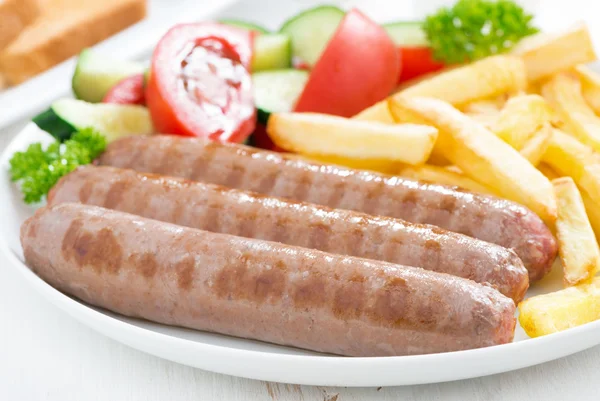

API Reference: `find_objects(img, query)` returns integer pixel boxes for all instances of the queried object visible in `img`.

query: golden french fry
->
[542,72,600,152]
[580,187,600,242]
[519,124,553,166]
[512,23,597,82]
[352,100,395,123]
[542,128,600,202]
[267,112,438,165]
[537,163,562,180]
[519,277,600,337]
[574,64,600,115]
[462,98,504,115]
[552,177,600,286]
[299,154,400,174]
[491,94,556,150]
[398,55,527,106]
[354,55,527,121]
[397,164,496,195]
[389,97,557,223]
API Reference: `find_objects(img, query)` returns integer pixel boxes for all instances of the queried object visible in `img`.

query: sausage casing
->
[97,135,558,281]
[48,165,529,301]
[21,203,517,356]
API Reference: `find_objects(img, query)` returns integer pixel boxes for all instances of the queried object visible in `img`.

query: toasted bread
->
[0,0,41,51]
[0,0,146,85]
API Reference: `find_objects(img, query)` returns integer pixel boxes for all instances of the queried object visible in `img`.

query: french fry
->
[354,55,527,121]
[352,100,395,124]
[267,112,438,165]
[552,177,600,286]
[542,72,600,152]
[462,98,504,115]
[519,278,600,337]
[397,165,496,195]
[491,94,555,150]
[298,154,400,175]
[389,97,557,223]
[512,23,597,82]
[519,124,552,166]
[537,163,562,180]
[574,64,600,115]
[398,55,527,106]
[542,128,600,202]
[580,187,600,242]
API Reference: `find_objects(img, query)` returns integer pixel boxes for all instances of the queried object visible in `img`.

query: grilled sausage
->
[21,203,517,356]
[98,135,558,281]
[48,165,529,301]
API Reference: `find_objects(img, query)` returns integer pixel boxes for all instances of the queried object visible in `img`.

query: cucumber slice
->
[253,69,309,124]
[72,49,146,103]
[254,34,292,71]
[280,5,345,67]
[382,21,428,46]
[219,19,269,34]
[33,99,153,142]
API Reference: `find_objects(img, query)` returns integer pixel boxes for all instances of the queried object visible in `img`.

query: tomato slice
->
[397,47,444,84]
[103,74,146,105]
[294,9,400,117]
[146,23,256,142]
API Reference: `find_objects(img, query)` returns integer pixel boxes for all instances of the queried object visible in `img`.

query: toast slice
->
[0,0,146,86]
[0,0,41,51]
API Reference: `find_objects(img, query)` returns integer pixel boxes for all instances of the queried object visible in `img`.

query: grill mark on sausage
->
[62,220,123,274]
[361,178,385,215]
[256,170,279,194]
[440,196,458,213]
[291,272,328,309]
[190,141,218,181]
[174,255,195,291]
[78,180,94,203]
[308,223,331,250]
[104,180,128,209]
[292,171,313,201]
[213,254,287,303]
[325,179,346,208]
[332,275,367,320]
[371,276,410,327]
[131,252,159,279]
[224,164,245,189]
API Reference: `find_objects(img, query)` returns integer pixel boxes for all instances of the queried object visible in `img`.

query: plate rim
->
[3,126,600,387]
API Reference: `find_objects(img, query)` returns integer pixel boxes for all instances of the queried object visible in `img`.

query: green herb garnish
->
[423,0,539,64]
[9,128,107,204]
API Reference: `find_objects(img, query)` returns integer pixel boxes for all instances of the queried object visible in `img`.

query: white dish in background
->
[3,0,600,387]
[0,0,238,130]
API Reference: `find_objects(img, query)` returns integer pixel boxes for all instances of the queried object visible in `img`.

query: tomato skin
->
[146,23,256,143]
[249,123,279,151]
[103,74,146,105]
[397,46,444,83]
[294,9,399,117]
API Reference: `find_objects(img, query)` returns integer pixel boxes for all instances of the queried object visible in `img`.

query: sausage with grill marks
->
[21,203,517,356]
[48,165,529,301]
[97,135,558,281]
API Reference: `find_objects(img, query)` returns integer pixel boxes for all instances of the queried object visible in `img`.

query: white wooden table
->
[3,1,600,399]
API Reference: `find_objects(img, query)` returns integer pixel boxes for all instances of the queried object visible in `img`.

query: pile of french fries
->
[266,22,600,339]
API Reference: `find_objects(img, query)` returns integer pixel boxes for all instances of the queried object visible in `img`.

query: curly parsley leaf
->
[9,128,107,204]
[423,0,539,64]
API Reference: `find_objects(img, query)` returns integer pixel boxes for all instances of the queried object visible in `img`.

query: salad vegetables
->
[11,0,541,203]
[146,23,256,142]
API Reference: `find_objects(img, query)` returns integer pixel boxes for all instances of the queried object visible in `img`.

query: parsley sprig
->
[9,128,106,204]
[423,0,539,64]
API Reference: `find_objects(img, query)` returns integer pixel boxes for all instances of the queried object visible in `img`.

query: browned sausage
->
[48,165,529,301]
[97,135,558,281]
[21,203,517,356]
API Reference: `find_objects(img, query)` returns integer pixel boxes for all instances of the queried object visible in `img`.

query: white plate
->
[3,0,600,387]
[0,0,238,130]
